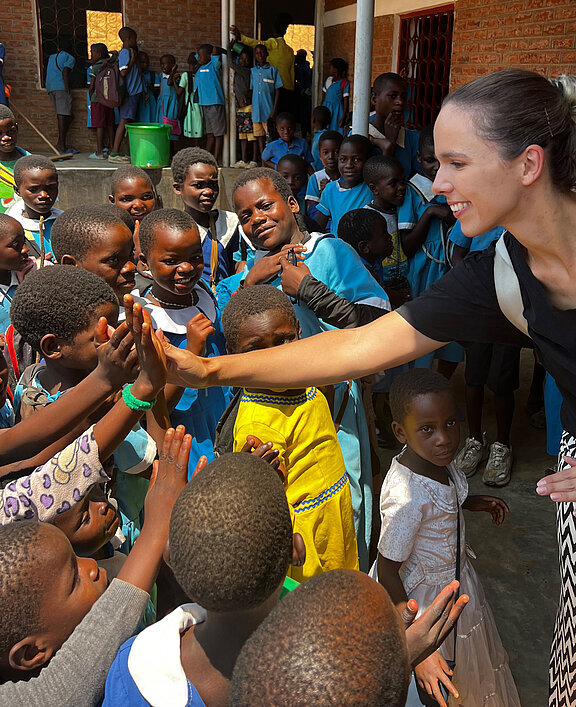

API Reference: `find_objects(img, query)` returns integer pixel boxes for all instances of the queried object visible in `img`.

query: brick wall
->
[3,0,254,153]
[450,0,576,87]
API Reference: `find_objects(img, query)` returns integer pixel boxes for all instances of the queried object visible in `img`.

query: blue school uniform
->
[449,222,505,254]
[46,51,75,92]
[197,209,240,289]
[316,179,372,234]
[369,117,420,178]
[0,398,15,428]
[4,201,62,256]
[195,56,225,106]
[139,284,231,476]
[155,73,179,140]
[323,77,349,134]
[0,272,19,334]
[118,49,144,96]
[219,233,390,570]
[311,129,326,171]
[261,137,313,167]
[250,63,282,123]
[138,70,157,123]
[231,226,256,271]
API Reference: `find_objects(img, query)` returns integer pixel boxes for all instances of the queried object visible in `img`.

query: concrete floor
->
[379,350,559,706]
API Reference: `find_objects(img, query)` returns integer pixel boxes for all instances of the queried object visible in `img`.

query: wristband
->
[122,385,156,411]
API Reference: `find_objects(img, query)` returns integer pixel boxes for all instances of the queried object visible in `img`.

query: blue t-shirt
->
[261,137,313,166]
[250,63,282,122]
[369,117,421,179]
[449,221,505,254]
[119,48,144,96]
[311,129,326,171]
[316,179,372,234]
[195,55,225,106]
[46,51,75,92]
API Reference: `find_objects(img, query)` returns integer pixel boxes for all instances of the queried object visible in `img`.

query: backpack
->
[94,52,125,109]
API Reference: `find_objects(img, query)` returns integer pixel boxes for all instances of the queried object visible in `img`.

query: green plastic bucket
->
[125,123,172,168]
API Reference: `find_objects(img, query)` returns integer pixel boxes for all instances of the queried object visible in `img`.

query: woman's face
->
[432,104,523,237]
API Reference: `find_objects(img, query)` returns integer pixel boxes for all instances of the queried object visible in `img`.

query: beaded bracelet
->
[122,385,156,411]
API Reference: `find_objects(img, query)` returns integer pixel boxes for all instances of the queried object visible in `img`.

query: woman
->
[133,69,576,705]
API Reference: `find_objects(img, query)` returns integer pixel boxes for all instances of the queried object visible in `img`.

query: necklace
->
[148,294,192,309]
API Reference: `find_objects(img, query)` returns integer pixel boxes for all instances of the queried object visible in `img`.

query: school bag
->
[94,52,125,109]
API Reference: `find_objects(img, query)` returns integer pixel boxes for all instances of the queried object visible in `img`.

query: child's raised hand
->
[414,651,459,707]
[186,313,215,357]
[94,319,139,390]
[144,426,191,522]
[243,243,306,288]
[280,258,311,298]
[464,494,509,525]
[384,112,403,144]
[240,434,281,473]
[124,295,167,400]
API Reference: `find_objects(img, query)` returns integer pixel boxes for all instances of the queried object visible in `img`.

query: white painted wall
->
[324,0,457,27]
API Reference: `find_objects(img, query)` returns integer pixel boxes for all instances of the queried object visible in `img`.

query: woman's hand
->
[463,494,509,525]
[537,458,576,506]
[414,651,459,707]
[279,259,311,298]
[243,244,305,288]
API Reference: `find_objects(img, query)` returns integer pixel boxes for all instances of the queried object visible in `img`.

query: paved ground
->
[378,350,558,707]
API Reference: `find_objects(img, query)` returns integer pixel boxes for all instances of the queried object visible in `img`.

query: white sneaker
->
[232,160,247,169]
[483,442,513,487]
[454,436,486,478]
[246,161,258,168]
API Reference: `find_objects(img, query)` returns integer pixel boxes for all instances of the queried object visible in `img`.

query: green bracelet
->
[122,385,156,411]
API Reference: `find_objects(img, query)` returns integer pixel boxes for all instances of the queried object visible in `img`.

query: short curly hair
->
[340,134,372,160]
[0,522,46,660]
[138,208,198,258]
[13,155,57,189]
[363,154,404,186]
[51,204,135,262]
[222,285,299,354]
[110,164,154,195]
[337,208,387,253]
[389,368,452,424]
[0,105,16,121]
[171,147,218,185]
[169,453,292,612]
[233,167,293,204]
[10,265,118,352]
[0,213,24,240]
[230,569,410,706]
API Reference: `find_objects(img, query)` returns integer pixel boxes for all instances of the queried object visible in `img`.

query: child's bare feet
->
[186,313,215,356]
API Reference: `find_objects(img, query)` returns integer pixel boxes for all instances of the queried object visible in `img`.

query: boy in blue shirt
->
[109,27,144,163]
[315,134,372,234]
[196,44,226,164]
[45,43,76,155]
[310,105,331,171]
[261,112,313,169]
[369,72,420,179]
[250,44,282,164]
[305,129,342,226]
[276,154,307,213]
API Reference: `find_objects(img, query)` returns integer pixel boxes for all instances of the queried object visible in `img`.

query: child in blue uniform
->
[262,112,313,169]
[310,105,331,171]
[277,154,308,213]
[250,44,282,161]
[195,44,226,164]
[322,58,349,134]
[306,130,342,226]
[137,208,230,474]
[137,52,157,123]
[369,72,420,179]
[155,54,180,143]
[0,214,34,334]
[398,126,462,373]
[315,135,372,234]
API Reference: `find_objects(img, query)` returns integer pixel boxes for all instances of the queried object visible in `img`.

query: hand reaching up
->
[240,434,281,473]
[186,313,215,356]
[124,295,167,401]
[94,318,139,390]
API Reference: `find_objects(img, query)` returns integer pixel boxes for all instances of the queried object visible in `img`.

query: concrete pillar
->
[313,0,325,107]
[351,0,375,136]
[221,0,230,165]
[229,0,237,165]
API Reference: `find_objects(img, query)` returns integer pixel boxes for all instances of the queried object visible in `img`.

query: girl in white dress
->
[373,368,520,707]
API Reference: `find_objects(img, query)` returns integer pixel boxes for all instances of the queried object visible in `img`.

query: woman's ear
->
[520,144,546,187]
[60,254,77,267]
[8,637,52,672]
[391,421,407,445]
[40,333,61,360]
[291,532,306,568]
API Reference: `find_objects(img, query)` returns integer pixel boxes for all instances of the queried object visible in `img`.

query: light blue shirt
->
[250,63,282,122]
[369,116,421,179]
[317,179,372,233]
[261,137,313,166]
[46,51,75,92]
[311,129,326,171]
[449,222,505,253]
[195,55,224,106]
[119,48,144,96]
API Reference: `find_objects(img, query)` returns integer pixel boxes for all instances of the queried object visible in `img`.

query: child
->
[171,147,239,290]
[109,27,144,164]
[136,51,157,123]
[277,153,307,212]
[261,112,313,169]
[5,155,62,258]
[369,72,420,179]
[137,208,231,470]
[231,47,255,168]
[310,104,331,171]
[322,58,349,134]
[195,43,226,163]
[305,129,342,224]
[109,165,156,223]
[363,154,410,308]
[103,452,302,705]
[177,52,204,145]
[0,105,30,214]
[88,43,115,160]
[50,204,137,301]
[337,208,393,287]
[154,54,180,143]
[0,214,33,334]
[374,368,521,707]
[315,134,372,233]
[223,285,359,580]
[222,168,390,570]
[251,44,282,162]
[45,42,76,154]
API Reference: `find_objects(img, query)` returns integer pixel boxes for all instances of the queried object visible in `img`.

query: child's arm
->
[167,64,179,86]
[340,95,349,129]
[376,554,408,614]
[270,88,281,123]
[450,243,469,266]
[313,210,329,230]
[400,204,453,257]
[415,652,459,707]
[369,113,403,155]
[462,494,509,525]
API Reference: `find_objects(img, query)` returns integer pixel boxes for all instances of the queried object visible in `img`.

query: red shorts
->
[91,102,115,128]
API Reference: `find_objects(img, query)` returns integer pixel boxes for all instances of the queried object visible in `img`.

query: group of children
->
[0,63,528,706]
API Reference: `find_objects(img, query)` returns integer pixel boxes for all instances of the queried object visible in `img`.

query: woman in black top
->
[137,69,576,704]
